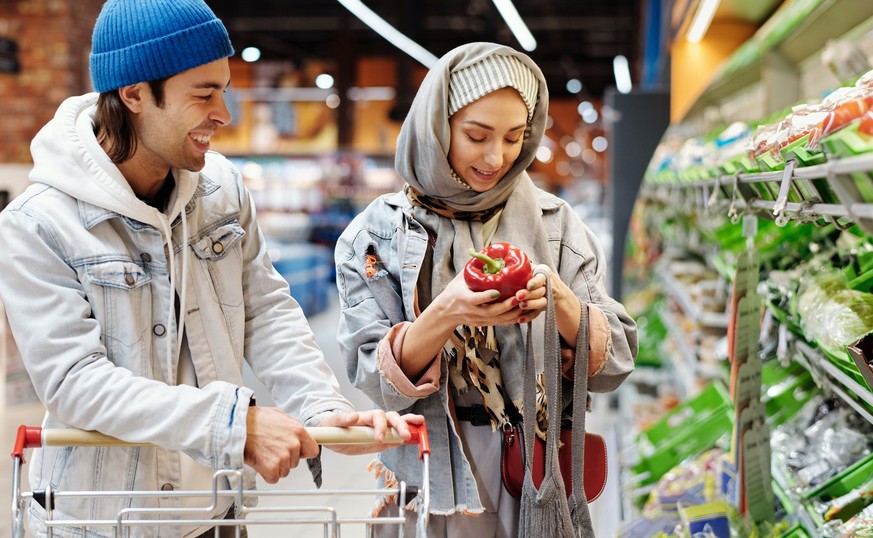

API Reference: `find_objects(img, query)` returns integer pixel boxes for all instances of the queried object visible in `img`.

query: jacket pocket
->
[191,220,246,308]
[84,260,151,367]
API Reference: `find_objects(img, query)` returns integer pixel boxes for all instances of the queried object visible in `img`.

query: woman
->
[335,42,637,536]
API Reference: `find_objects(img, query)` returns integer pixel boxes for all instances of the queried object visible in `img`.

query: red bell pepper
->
[464,242,533,300]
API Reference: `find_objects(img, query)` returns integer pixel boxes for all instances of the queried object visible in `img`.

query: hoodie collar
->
[29,93,200,232]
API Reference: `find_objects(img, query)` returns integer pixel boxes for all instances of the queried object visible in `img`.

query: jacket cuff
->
[216,384,254,470]
[377,322,441,398]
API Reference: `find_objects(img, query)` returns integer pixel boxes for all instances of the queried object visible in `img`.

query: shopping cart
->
[11,423,430,538]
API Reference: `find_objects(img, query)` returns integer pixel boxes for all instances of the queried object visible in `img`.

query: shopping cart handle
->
[14,422,431,459]
[12,425,42,463]
[407,423,430,460]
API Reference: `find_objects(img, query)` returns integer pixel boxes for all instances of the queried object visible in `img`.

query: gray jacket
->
[0,94,353,537]
[335,189,637,514]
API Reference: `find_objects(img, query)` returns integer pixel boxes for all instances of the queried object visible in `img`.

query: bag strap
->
[521,271,564,481]
[569,304,595,529]
[570,304,590,496]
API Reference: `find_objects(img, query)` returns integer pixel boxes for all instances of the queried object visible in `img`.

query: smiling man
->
[0,1,420,537]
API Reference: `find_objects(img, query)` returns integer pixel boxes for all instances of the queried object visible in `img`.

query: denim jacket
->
[0,94,353,537]
[335,189,637,515]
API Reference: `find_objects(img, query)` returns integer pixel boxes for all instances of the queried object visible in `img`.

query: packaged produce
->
[794,271,873,351]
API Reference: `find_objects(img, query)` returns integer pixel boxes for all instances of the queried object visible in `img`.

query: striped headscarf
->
[448,54,539,122]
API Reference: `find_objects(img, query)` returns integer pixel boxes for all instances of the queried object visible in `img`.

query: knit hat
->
[448,54,539,122]
[89,0,234,93]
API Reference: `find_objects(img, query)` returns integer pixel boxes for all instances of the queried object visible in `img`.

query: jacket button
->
[160,483,174,491]
[124,273,135,286]
[212,242,224,254]
[140,253,152,263]
[153,324,166,337]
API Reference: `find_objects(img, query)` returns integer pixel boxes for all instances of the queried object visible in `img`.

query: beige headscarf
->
[395,42,553,427]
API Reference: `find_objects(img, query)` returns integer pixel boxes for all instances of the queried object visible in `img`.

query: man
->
[0,0,418,536]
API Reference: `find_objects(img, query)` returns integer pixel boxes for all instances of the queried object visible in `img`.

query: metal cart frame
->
[11,424,430,538]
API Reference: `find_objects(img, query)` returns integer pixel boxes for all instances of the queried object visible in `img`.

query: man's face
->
[135,58,232,173]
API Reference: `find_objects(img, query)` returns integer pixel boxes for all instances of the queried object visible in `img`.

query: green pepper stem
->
[468,248,506,274]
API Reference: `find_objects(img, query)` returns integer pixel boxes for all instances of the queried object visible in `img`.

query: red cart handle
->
[406,423,430,460]
[14,422,430,461]
[12,425,42,463]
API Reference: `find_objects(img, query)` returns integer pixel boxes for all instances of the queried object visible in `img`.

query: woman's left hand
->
[513,264,571,323]
[516,265,583,344]
[318,410,425,455]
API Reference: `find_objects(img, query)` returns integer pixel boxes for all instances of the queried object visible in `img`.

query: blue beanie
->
[89,0,234,93]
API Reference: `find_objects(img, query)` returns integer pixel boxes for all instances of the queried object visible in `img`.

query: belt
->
[454,404,492,427]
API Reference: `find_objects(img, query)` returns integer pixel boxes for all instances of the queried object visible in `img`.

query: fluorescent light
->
[566,78,583,94]
[686,0,721,43]
[315,74,335,89]
[337,0,438,68]
[241,47,261,62]
[613,55,631,94]
[492,0,537,51]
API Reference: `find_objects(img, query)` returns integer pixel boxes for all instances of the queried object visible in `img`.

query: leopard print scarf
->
[404,183,504,222]
[407,183,550,439]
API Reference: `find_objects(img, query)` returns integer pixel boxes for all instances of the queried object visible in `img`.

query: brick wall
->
[0,0,103,163]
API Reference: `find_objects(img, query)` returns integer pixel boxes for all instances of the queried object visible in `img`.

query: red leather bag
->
[500,282,607,509]
[500,423,608,502]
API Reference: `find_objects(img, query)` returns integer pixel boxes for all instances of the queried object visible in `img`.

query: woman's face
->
[447,87,529,193]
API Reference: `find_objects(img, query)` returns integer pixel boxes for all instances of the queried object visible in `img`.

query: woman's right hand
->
[434,271,523,328]
[398,272,525,379]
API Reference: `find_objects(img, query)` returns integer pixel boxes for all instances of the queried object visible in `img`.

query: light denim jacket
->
[335,189,637,515]
[0,94,353,537]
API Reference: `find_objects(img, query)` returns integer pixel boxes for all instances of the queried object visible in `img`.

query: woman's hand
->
[399,272,524,378]
[517,265,582,341]
[435,271,525,329]
[319,411,425,455]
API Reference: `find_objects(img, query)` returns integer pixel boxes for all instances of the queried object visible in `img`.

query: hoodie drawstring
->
[178,207,189,361]
[159,207,189,381]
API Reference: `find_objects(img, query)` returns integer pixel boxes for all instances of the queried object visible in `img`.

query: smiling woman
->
[333,41,637,537]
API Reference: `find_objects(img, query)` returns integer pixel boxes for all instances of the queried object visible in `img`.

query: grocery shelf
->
[793,340,873,426]
[658,309,698,399]
[771,463,820,536]
[656,267,730,329]
[683,0,873,121]
[614,382,647,524]
[645,154,873,234]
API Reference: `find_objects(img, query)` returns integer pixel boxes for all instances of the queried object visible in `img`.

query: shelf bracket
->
[772,159,796,225]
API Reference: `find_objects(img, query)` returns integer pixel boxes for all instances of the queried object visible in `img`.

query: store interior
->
[6,0,873,536]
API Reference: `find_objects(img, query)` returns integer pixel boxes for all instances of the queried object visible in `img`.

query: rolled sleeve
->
[377,322,441,398]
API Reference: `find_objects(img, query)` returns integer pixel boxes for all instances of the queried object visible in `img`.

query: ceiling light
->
[566,79,583,94]
[337,0,438,67]
[325,94,341,109]
[613,55,632,94]
[536,145,553,163]
[492,0,537,51]
[315,74,334,89]
[565,141,582,158]
[592,136,608,152]
[686,0,721,43]
[241,47,261,63]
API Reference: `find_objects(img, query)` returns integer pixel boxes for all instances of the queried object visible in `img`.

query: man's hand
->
[244,406,319,484]
[318,410,425,455]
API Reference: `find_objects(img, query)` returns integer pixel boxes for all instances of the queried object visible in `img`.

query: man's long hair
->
[93,78,167,164]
